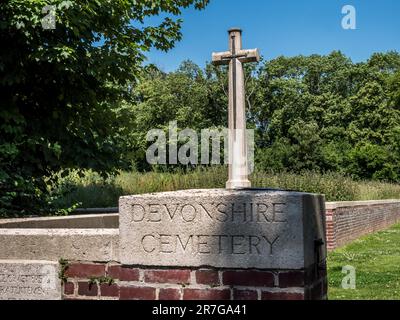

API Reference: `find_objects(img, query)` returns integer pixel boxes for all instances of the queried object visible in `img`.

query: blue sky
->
[144,0,400,72]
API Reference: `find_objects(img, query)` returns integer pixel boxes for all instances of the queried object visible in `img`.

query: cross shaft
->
[211,28,260,189]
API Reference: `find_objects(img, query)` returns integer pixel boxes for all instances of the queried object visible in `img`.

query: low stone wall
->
[0,214,118,229]
[62,262,327,300]
[325,200,400,250]
[2,199,400,300]
[1,199,399,255]
[0,229,119,261]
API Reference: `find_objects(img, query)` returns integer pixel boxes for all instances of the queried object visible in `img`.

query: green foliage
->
[0,0,209,216]
[251,170,359,201]
[88,275,114,286]
[328,223,400,300]
[54,167,400,208]
[123,60,228,171]
[58,258,69,283]
[252,51,400,178]
[123,51,400,184]
[51,170,123,208]
[1,1,399,216]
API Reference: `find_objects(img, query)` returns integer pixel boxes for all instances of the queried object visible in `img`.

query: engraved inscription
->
[0,261,61,300]
[119,191,310,269]
[140,234,280,255]
[128,201,289,257]
[129,202,288,224]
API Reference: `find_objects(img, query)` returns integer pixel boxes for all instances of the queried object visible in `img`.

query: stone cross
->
[212,28,260,189]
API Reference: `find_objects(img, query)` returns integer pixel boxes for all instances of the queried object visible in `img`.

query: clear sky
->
[144,0,400,72]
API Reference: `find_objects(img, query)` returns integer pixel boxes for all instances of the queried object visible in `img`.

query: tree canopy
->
[1,1,400,217]
[0,0,209,215]
[126,52,400,181]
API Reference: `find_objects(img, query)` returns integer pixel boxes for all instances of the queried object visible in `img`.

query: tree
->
[0,0,209,216]
[124,51,400,181]
[253,51,400,179]
[125,60,212,171]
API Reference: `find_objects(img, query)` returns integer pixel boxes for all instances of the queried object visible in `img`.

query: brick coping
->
[325,199,400,210]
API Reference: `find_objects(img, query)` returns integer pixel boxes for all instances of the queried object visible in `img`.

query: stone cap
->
[0,228,118,236]
[0,228,119,261]
[0,213,118,229]
[228,27,242,33]
[119,188,321,200]
[326,199,400,210]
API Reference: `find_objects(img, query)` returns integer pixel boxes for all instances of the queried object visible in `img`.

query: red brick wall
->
[325,202,400,250]
[62,262,327,300]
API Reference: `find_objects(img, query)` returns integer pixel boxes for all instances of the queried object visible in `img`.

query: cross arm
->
[212,51,231,66]
[212,49,260,66]
[237,49,260,63]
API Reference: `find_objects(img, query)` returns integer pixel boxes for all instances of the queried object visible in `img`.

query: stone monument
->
[212,28,259,189]
[119,28,328,300]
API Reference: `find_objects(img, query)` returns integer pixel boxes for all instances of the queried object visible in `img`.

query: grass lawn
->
[328,223,400,300]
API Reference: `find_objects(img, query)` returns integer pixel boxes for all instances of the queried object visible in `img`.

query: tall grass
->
[357,181,400,201]
[54,167,400,209]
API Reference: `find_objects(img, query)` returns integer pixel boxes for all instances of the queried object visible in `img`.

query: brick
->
[120,286,156,300]
[159,288,181,300]
[278,271,304,287]
[108,265,139,281]
[65,263,105,278]
[78,282,98,297]
[100,283,119,297]
[222,270,274,287]
[144,270,190,284]
[233,289,258,300]
[64,282,74,295]
[183,289,231,300]
[195,270,219,286]
[261,291,304,300]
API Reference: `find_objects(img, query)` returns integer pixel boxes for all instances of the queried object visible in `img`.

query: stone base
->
[226,180,251,189]
[0,188,328,300]
[116,188,327,300]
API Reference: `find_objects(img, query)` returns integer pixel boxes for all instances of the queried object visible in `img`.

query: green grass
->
[52,167,400,208]
[328,223,400,300]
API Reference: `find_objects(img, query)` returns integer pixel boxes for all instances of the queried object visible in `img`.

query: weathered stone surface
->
[0,229,119,261]
[0,260,61,300]
[119,189,326,269]
[0,214,118,229]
